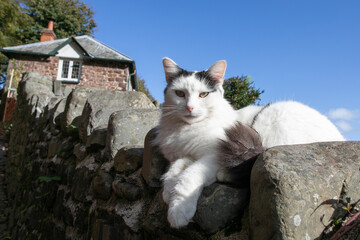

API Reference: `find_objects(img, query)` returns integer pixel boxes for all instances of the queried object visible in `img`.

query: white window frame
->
[57,58,82,83]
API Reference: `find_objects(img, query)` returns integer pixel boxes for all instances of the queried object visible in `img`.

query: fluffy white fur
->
[154,57,345,228]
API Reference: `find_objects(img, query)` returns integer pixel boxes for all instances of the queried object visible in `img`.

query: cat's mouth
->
[182,114,204,124]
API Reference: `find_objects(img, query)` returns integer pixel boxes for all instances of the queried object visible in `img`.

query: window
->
[57,59,82,82]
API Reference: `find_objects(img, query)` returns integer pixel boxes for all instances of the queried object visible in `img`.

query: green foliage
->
[0,0,30,84]
[9,59,24,88]
[223,76,264,110]
[137,77,156,103]
[66,124,78,130]
[4,122,12,139]
[0,0,29,47]
[38,176,61,182]
[20,0,97,43]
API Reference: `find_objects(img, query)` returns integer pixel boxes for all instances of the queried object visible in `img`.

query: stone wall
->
[5,72,360,240]
[5,55,130,91]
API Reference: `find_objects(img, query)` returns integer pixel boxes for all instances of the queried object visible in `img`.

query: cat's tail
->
[217,122,264,186]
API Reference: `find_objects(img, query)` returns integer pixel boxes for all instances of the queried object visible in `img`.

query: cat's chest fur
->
[156,116,233,162]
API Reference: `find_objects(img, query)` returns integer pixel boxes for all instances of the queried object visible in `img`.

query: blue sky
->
[83,0,360,140]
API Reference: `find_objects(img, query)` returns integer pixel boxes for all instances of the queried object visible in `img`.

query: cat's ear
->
[208,60,227,84]
[163,57,181,84]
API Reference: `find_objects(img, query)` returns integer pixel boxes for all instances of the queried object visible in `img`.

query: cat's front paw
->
[162,178,177,204]
[167,197,196,228]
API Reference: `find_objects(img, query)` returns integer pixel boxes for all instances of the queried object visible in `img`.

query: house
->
[0,20,138,93]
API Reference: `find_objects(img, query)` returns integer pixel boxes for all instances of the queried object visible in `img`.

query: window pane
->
[71,61,81,79]
[61,60,70,78]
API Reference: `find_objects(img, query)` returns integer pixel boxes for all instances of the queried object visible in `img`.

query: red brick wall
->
[6,55,59,86]
[80,59,131,91]
[5,54,131,91]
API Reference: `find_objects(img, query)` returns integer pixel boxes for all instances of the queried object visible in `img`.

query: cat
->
[154,57,345,229]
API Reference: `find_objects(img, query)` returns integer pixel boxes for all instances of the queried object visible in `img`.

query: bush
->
[223,76,264,110]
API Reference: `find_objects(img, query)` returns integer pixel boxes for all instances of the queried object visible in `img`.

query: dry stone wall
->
[5,72,360,240]
[5,72,249,240]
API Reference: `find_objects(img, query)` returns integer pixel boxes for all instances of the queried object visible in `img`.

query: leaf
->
[56,149,67,155]
[342,203,352,211]
[38,176,61,182]
[66,124,78,129]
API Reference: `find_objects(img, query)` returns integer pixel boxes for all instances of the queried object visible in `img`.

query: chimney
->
[40,19,57,42]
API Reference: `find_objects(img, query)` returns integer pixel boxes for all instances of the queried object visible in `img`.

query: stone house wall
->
[80,59,130,91]
[5,55,130,91]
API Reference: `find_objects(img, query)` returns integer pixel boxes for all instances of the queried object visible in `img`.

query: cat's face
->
[162,57,227,124]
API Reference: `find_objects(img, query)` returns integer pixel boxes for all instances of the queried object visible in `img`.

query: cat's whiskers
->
[161,106,179,120]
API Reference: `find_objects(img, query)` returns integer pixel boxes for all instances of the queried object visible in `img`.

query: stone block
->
[106,109,161,158]
[21,72,53,92]
[71,162,98,202]
[79,90,155,143]
[250,141,360,240]
[112,180,143,201]
[85,125,108,150]
[61,86,103,134]
[50,98,66,129]
[73,143,87,161]
[114,146,143,174]
[92,171,114,200]
[194,183,249,234]
[141,128,169,188]
[18,72,56,118]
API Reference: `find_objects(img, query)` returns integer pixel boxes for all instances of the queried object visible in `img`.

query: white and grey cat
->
[154,57,345,228]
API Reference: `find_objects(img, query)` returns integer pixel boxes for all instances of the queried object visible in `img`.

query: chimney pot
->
[47,20,54,30]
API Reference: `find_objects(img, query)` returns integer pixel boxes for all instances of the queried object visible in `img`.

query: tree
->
[20,0,97,43]
[0,0,31,85]
[223,76,264,109]
[137,77,156,103]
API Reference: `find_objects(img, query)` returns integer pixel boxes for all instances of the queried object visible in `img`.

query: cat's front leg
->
[167,156,219,228]
[161,158,192,204]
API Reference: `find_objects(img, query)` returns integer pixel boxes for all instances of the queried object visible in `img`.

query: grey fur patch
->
[218,122,263,186]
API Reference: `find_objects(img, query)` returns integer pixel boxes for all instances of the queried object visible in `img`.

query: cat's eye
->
[175,90,185,98]
[199,92,209,98]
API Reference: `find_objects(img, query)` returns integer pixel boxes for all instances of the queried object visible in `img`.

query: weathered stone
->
[106,109,160,158]
[142,191,168,233]
[85,125,107,150]
[18,72,56,118]
[21,72,53,92]
[79,90,155,143]
[44,96,64,126]
[92,171,114,200]
[210,211,250,240]
[71,164,98,202]
[141,128,169,188]
[54,79,62,96]
[114,200,144,232]
[194,183,249,234]
[112,180,142,201]
[50,98,67,129]
[48,137,60,158]
[53,186,66,219]
[114,146,143,174]
[73,143,87,161]
[250,141,360,240]
[61,86,103,134]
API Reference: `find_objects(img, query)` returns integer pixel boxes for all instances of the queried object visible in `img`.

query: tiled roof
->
[1,35,133,62]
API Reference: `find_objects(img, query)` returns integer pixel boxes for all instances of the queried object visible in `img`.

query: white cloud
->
[335,120,353,132]
[327,108,360,136]
[328,108,359,120]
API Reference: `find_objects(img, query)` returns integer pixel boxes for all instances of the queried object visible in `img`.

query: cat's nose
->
[186,106,194,112]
